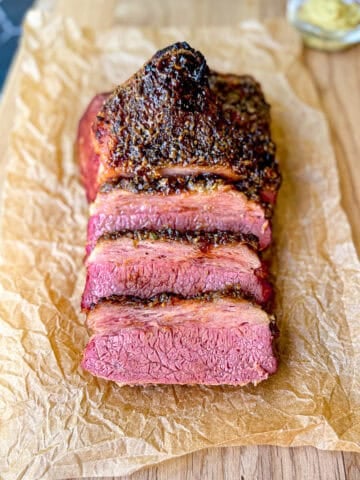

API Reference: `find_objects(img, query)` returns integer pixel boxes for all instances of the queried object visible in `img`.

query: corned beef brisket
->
[77,42,281,386]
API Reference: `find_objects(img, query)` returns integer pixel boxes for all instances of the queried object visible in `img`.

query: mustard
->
[298,0,360,32]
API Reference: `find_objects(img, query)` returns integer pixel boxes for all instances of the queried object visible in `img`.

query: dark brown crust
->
[94,42,280,201]
[100,173,228,195]
[93,290,269,310]
[99,174,273,215]
[90,280,276,313]
[98,228,259,251]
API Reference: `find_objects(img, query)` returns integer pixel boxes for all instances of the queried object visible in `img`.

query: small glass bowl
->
[287,0,360,51]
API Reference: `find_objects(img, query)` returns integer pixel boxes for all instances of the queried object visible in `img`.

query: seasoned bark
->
[99,229,259,250]
[93,42,280,202]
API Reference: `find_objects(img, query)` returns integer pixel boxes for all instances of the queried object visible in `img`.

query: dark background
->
[0,0,33,89]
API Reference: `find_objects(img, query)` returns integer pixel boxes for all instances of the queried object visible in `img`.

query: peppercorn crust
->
[93,42,281,203]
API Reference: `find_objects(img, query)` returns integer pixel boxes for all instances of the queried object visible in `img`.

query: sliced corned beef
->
[82,296,278,385]
[81,234,272,309]
[87,186,271,253]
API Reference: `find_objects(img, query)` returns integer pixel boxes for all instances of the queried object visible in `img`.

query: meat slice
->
[91,42,280,201]
[82,296,278,385]
[87,186,271,253]
[81,235,272,309]
[76,93,110,202]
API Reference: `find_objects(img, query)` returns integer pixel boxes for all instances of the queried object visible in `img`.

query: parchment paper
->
[0,11,359,480]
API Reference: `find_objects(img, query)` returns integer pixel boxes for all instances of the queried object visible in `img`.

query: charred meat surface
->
[93,42,280,202]
[82,297,277,385]
[99,229,259,249]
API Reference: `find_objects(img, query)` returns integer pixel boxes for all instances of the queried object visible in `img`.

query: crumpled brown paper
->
[0,11,359,480]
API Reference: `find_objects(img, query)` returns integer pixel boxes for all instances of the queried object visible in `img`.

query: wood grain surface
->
[2,0,359,478]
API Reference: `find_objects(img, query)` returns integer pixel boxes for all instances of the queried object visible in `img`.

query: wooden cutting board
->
[1,0,359,478]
